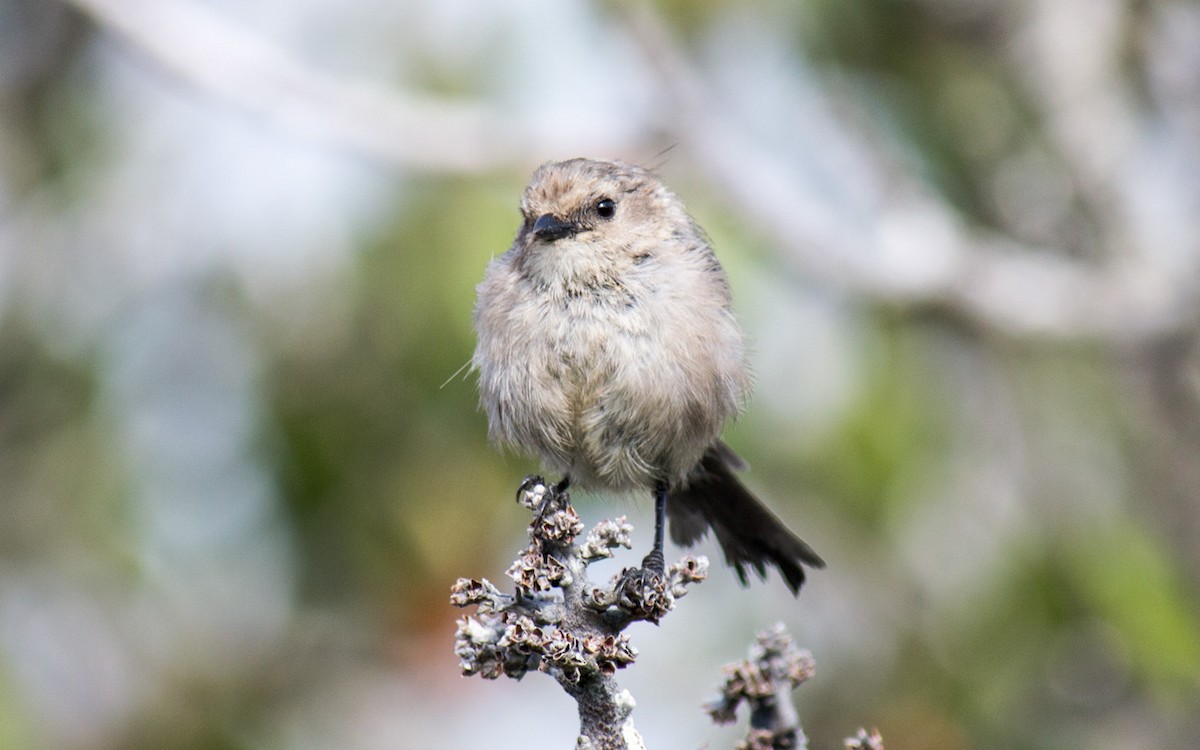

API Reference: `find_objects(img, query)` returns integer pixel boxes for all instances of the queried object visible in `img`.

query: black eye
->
[595,198,616,219]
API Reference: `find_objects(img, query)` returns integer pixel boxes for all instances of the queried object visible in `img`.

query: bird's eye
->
[595,198,616,219]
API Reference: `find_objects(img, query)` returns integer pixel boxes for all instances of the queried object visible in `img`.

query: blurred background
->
[2,0,1199,748]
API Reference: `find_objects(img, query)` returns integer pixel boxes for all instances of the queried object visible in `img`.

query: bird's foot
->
[516,474,570,517]
[612,548,671,624]
[515,475,547,509]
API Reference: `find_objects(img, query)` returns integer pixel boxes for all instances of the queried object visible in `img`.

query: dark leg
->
[554,475,571,494]
[640,480,668,575]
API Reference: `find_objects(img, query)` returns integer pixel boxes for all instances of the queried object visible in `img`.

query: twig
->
[706,623,815,749]
[706,623,884,750]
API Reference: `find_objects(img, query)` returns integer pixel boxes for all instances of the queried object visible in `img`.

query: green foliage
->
[1067,522,1200,698]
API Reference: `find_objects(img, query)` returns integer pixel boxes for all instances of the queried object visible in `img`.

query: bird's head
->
[512,158,693,288]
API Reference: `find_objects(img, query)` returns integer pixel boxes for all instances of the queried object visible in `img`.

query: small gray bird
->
[473,157,823,594]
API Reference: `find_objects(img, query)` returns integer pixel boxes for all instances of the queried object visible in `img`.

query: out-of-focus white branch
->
[68,0,1200,340]
[613,0,1200,341]
[1015,0,1138,236]
[67,0,638,173]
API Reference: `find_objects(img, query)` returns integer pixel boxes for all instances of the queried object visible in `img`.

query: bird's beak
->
[531,213,578,242]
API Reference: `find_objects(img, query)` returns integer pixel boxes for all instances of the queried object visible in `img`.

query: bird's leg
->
[612,480,670,612]
[639,480,668,575]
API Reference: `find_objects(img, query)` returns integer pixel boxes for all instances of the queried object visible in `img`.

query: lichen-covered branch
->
[452,476,707,749]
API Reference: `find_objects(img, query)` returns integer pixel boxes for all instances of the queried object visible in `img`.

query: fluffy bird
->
[473,157,823,594]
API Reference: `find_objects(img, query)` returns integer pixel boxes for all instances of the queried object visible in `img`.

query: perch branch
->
[452,476,707,750]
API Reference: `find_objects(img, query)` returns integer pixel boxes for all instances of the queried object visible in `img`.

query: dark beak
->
[531,213,578,242]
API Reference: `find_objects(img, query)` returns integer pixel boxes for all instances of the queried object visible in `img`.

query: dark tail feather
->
[666,442,824,595]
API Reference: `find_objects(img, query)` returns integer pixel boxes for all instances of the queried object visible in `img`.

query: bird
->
[472,157,823,594]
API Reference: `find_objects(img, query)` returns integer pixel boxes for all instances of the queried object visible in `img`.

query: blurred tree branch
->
[68,0,1200,341]
[610,0,1200,341]
[67,0,641,172]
